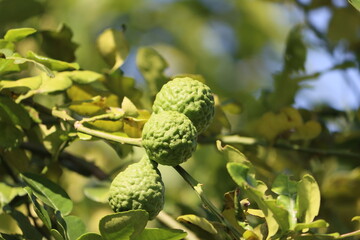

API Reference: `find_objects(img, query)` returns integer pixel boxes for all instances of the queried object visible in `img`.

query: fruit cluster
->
[108,77,215,219]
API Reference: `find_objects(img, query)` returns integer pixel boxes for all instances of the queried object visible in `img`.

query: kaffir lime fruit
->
[152,77,215,134]
[142,111,197,166]
[108,155,165,219]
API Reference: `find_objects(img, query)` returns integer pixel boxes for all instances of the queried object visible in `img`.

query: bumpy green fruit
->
[108,155,164,219]
[142,111,197,166]
[153,77,215,134]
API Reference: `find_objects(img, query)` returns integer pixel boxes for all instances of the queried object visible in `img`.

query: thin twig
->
[220,135,360,160]
[157,211,200,240]
[173,165,242,240]
[75,122,142,147]
[337,229,360,239]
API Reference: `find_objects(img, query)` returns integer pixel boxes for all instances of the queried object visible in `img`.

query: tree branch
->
[20,142,108,180]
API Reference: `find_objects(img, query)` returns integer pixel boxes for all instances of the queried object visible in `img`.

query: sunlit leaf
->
[349,0,360,11]
[121,97,138,117]
[264,199,291,231]
[0,183,26,210]
[27,51,79,71]
[21,172,73,215]
[294,232,339,240]
[0,75,42,93]
[245,187,279,239]
[77,132,93,140]
[227,162,257,188]
[99,210,148,240]
[216,141,250,163]
[0,59,20,75]
[271,174,297,196]
[294,219,329,232]
[177,214,217,234]
[65,70,104,84]
[352,216,360,222]
[243,230,261,240]
[96,28,129,70]
[4,28,36,42]
[136,228,186,240]
[296,174,321,224]
[37,72,73,94]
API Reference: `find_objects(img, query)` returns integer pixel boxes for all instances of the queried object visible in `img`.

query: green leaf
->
[51,229,66,240]
[76,233,103,240]
[349,0,360,11]
[276,195,297,230]
[96,28,129,70]
[0,58,21,75]
[0,122,24,148]
[99,210,148,240]
[64,216,86,240]
[216,141,250,163]
[296,174,320,224]
[0,39,15,51]
[77,132,93,140]
[271,174,297,196]
[294,232,339,240]
[0,75,42,93]
[0,95,31,128]
[264,199,291,231]
[136,47,168,96]
[227,162,256,188]
[245,187,279,239]
[21,172,73,215]
[352,216,360,222]
[121,97,138,117]
[5,55,54,77]
[37,72,73,94]
[83,180,110,203]
[55,210,69,240]
[177,214,217,234]
[284,25,307,72]
[64,71,103,84]
[26,51,79,71]
[294,219,329,232]
[0,233,24,240]
[0,183,26,210]
[4,28,36,42]
[7,208,42,240]
[24,187,52,229]
[136,228,187,240]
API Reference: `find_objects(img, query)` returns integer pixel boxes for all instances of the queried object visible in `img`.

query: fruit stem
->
[74,121,142,147]
[173,165,242,240]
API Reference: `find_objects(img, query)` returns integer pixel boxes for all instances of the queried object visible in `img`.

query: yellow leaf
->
[177,214,218,234]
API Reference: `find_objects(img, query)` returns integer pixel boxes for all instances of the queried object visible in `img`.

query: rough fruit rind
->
[152,77,215,134]
[108,155,165,219]
[142,111,197,166]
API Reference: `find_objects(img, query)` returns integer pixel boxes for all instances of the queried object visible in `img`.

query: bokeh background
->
[1,0,360,236]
